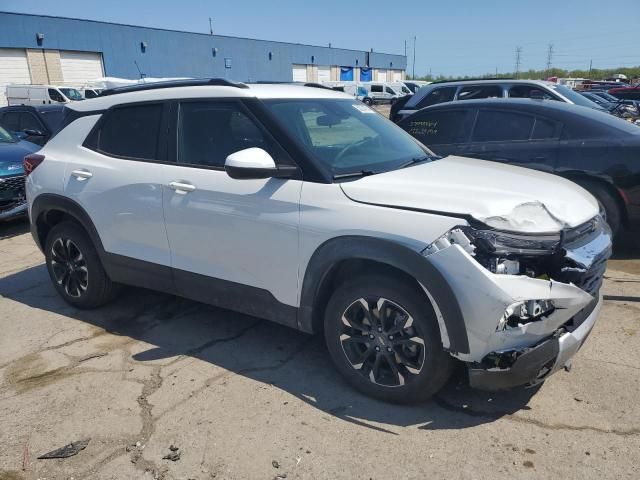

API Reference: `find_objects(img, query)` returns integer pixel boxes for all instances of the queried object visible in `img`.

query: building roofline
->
[0,10,405,58]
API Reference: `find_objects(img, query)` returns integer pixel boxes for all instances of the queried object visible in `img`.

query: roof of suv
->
[68,83,352,112]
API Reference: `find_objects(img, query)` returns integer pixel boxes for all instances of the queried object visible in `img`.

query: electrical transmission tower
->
[514,47,522,79]
[545,44,554,78]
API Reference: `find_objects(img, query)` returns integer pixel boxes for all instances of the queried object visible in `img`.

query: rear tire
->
[324,274,454,403]
[575,179,622,236]
[44,221,118,309]
[363,97,373,106]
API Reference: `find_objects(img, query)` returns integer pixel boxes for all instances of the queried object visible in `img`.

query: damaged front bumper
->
[0,200,27,221]
[422,216,611,390]
[468,293,601,390]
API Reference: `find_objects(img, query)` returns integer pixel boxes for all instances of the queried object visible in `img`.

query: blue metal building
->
[0,11,406,102]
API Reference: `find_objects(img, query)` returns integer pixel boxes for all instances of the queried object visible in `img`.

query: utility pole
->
[588,59,593,77]
[209,17,213,35]
[514,46,522,79]
[545,43,554,78]
[412,36,416,80]
[404,39,407,57]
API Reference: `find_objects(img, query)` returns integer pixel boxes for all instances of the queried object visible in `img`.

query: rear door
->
[62,102,173,290]
[399,107,476,157]
[463,109,559,172]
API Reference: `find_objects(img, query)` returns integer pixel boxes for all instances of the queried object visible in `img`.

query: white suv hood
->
[340,156,599,233]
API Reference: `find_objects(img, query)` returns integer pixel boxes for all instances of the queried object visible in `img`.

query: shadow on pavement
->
[0,263,540,433]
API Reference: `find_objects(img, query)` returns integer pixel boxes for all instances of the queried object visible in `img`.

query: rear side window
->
[531,117,560,140]
[402,109,474,145]
[95,104,163,160]
[0,112,21,131]
[20,112,44,131]
[508,85,557,100]
[417,87,457,108]
[472,110,534,142]
[457,85,503,101]
[371,85,383,93]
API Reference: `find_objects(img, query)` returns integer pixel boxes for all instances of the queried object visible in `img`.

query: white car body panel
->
[39,115,171,265]
[340,156,599,232]
[162,165,302,306]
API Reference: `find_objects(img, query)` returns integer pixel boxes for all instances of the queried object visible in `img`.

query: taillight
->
[24,154,45,177]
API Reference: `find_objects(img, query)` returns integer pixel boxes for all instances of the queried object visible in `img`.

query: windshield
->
[552,84,604,109]
[59,88,84,101]
[0,125,17,143]
[264,99,433,177]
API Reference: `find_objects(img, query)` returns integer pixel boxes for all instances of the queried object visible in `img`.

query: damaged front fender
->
[425,243,595,363]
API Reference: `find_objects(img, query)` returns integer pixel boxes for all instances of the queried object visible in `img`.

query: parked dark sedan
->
[0,124,39,220]
[398,99,640,235]
[0,104,65,146]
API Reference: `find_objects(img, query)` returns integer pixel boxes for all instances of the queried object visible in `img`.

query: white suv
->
[25,79,611,402]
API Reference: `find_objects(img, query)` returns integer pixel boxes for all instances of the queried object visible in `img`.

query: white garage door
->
[392,71,402,82]
[377,69,387,82]
[317,66,331,83]
[0,49,31,106]
[292,64,308,82]
[60,51,104,85]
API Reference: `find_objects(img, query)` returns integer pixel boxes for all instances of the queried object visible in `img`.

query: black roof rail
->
[99,78,249,96]
[429,77,516,84]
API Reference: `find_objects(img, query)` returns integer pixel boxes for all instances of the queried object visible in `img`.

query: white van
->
[6,85,84,106]
[361,82,403,104]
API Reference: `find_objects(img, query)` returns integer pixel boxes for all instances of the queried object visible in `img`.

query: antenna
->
[209,17,213,35]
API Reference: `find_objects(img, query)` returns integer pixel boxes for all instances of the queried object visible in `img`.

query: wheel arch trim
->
[30,193,106,258]
[298,235,470,354]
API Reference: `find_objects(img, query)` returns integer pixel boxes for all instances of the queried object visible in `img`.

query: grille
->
[0,175,25,194]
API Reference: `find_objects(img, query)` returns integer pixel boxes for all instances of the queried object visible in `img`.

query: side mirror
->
[224,147,297,180]
[23,129,45,137]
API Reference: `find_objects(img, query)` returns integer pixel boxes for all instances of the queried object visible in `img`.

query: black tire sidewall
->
[575,180,621,236]
[324,275,453,403]
[44,222,113,309]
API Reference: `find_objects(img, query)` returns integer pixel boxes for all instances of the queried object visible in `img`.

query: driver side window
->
[178,101,277,168]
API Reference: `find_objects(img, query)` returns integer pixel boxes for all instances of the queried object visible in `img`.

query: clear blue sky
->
[3,0,639,77]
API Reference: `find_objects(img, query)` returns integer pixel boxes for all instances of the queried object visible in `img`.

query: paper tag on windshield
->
[352,104,375,113]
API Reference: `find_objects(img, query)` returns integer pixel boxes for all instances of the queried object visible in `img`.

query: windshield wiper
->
[332,169,377,180]
[398,155,439,169]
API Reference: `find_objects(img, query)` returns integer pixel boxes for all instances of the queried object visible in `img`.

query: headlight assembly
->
[461,227,561,256]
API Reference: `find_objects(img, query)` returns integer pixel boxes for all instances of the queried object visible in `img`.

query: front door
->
[161,100,302,322]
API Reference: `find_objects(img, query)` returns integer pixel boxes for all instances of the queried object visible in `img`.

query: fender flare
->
[30,193,106,259]
[298,236,470,354]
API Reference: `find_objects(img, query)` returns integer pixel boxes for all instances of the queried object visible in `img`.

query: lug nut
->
[369,334,375,339]
[375,346,380,352]
[388,335,394,340]
[377,327,383,332]
[387,347,392,353]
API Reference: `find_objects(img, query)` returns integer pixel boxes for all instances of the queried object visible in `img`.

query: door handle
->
[168,181,196,193]
[71,169,93,181]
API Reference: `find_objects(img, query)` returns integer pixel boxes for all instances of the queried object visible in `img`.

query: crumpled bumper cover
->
[468,293,601,390]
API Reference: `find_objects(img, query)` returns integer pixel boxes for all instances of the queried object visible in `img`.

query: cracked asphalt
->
[0,218,639,480]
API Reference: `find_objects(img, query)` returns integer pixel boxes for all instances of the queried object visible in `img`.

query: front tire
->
[45,221,118,309]
[324,275,453,403]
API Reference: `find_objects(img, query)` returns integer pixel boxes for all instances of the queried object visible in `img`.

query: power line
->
[515,46,522,78]
[545,43,554,77]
